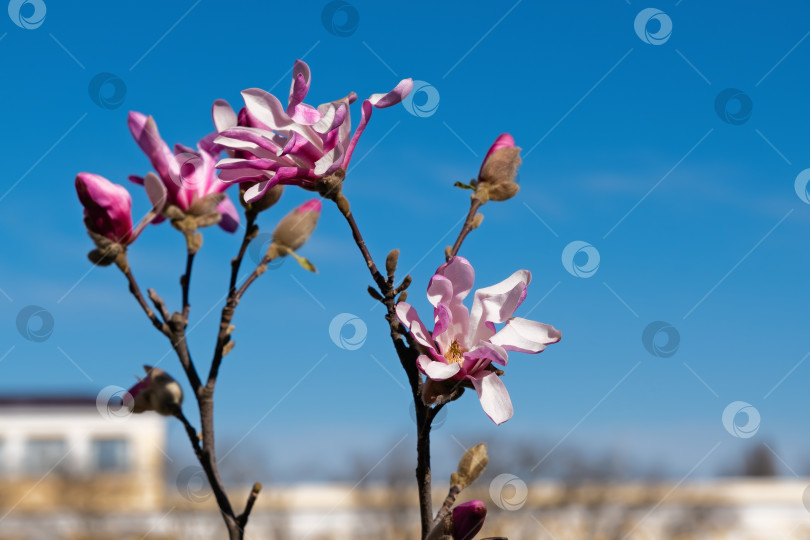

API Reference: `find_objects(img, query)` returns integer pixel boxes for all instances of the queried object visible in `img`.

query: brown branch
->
[330,192,445,540]
[236,482,262,529]
[447,197,483,261]
[147,288,171,323]
[416,404,445,538]
[432,484,462,530]
[117,250,240,537]
[120,264,170,336]
[333,193,389,293]
[229,215,257,294]
[208,217,264,389]
[181,251,195,322]
[172,407,202,458]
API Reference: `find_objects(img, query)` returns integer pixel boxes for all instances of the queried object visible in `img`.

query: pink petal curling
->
[478,133,516,178]
[128,110,240,233]
[75,173,134,244]
[396,257,559,425]
[470,371,513,425]
[342,78,414,170]
[214,60,413,199]
[452,500,487,540]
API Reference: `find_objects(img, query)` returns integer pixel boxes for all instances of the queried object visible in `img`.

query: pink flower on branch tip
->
[479,134,515,177]
[453,500,487,540]
[127,111,240,233]
[396,257,560,425]
[212,59,413,203]
[475,133,521,202]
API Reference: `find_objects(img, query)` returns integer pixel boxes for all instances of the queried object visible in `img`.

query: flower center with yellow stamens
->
[444,341,467,366]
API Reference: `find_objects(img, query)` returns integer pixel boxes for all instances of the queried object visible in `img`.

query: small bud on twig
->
[127,365,184,416]
[452,443,488,490]
[386,249,400,281]
[396,275,412,294]
[367,286,384,301]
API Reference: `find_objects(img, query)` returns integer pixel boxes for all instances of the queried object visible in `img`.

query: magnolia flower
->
[452,500,487,540]
[396,257,561,424]
[213,59,413,202]
[127,111,240,232]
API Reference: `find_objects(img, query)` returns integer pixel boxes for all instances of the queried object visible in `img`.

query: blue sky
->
[2,0,810,483]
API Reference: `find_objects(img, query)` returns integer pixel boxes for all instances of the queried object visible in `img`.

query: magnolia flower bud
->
[451,443,488,490]
[475,134,521,202]
[452,500,487,540]
[241,183,284,214]
[272,199,322,253]
[75,173,134,245]
[127,365,183,416]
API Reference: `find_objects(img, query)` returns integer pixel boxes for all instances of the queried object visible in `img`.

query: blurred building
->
[1,399,809,539]
[0,396,166,515]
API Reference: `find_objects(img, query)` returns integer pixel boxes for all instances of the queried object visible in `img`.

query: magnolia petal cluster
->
[213,59,413,203]
[396,257,561,424]
[128,111,240,233]
[127,365,183,416]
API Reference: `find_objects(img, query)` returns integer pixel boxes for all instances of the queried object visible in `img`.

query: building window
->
[25,438,69,475]
[91,438,130,473]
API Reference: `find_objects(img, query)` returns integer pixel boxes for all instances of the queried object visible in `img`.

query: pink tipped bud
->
[272,198,322,252]
[75,173,134,244]
[297,198,322,214]
[127,365,183,416]
[452,500,487,540]
[476,134,521,202]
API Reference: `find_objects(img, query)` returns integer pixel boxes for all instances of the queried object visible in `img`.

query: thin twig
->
[172,407,202,458]
[447,197,483,261]
[148,288,171,323]
[208,218,266,389]
[237,482,262,529]
[432,484,462,530]
[181,251,195,322]
[120,263,169,336]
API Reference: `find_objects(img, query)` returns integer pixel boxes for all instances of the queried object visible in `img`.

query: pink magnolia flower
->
[127,111,240,232]
[213,59,413,202]
[396,257,561,425]
[75,172,135,244]
[453,500,487,540]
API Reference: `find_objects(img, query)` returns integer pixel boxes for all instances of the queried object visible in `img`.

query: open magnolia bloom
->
[212,59,413,202]
[127,111,240,232]
[396,257,561,425]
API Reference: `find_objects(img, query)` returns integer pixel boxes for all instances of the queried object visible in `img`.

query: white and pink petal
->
[470,371,513,425]
[489,318,561,354]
